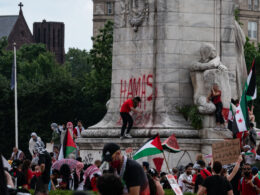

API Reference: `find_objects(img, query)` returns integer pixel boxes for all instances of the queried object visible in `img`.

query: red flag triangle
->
[153,157,164,173]
[151,135,163,151]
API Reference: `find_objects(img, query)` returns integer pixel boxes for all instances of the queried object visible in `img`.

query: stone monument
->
[190,43,231,128]
[77,0,247,168]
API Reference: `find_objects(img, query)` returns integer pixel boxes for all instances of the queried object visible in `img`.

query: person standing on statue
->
[207,83,225,129]
[120,96,142,139]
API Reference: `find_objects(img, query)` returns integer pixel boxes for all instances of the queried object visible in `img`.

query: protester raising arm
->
[227,155,243,181]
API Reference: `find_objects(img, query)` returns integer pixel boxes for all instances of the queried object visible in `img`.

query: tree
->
[83,21,113,125]
[0,21,114,158]
[65,48,92,79]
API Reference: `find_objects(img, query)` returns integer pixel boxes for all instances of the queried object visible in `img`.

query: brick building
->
[33,20,65,64]
[93,0,115,37]
[0,5,34,50]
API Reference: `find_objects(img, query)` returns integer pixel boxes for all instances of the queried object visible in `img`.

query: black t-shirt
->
[202,175,232,195]
[38,151,52,184]
[230,169,241,195]
[123,159,149,194]
[195,174,204,193]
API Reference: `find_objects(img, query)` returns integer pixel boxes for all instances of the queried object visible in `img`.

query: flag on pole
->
[133,134,163,160]
[58,130,77,160]
[246,60,257,101]
[232,86,250,134]
[228,103,235,131]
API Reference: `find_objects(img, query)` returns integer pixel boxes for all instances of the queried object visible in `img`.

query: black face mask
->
[244,171,251,177]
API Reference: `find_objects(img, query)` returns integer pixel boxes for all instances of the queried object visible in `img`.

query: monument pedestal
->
[77,0,243,171]
[76,127,232,170]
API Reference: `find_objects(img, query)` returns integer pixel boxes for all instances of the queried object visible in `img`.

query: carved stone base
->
[77,127,232,170]
[202,115,216,128]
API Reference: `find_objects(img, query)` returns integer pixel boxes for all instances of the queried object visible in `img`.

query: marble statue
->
[190,43,231,115]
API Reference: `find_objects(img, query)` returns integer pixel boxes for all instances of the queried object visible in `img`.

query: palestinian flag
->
[58,130,77,160]
[246,60,257,101]
[133,134,163,160]
[232,86,250,134]
[228,103,235,131]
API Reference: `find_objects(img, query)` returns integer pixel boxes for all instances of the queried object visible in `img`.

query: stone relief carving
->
[190,43,230,115]
[234,21,248,97]
[120,0,149,31]
[190,43,227,72]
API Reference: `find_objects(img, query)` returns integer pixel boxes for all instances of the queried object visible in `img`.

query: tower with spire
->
[0,2,34,49]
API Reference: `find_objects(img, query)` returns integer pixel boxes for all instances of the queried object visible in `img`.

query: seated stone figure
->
[190,43,230,119]
[190,43,227,72]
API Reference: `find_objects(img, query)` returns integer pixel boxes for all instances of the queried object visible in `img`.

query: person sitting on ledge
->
[207,83,225,129]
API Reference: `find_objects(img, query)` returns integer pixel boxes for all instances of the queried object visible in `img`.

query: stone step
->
[81,128,199,138]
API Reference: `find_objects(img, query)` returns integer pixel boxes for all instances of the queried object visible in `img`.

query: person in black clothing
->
[102,143,150,195]
[97,174,124,195]
[197,161,233,195]
[59,164,72,190]
[34,139,52,194]
[160,172,171,189]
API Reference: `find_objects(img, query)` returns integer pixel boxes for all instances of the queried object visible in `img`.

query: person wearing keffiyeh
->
[51,123,61,148]
[33,139,52,194]
[71,162,84,191]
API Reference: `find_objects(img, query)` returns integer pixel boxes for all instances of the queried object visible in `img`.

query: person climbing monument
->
[207,83,225,129]
[120,96,142,139]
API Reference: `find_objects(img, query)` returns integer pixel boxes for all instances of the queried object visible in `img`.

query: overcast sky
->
[0,0,93,52]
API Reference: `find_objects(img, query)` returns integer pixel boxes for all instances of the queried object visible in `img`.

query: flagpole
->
[162,150,171,173]
[13,42,18,148]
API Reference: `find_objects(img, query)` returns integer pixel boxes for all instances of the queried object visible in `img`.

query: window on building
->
[43,28,46,43]
[37,28,40,42]
[255,0,259,10]
[107,2,113,15]
[249,0,253,9]
[248,21,258,39]
[58,29,61,47]
[53,29,55,48]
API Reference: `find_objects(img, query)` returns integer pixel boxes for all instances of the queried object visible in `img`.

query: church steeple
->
[18,2,23,15]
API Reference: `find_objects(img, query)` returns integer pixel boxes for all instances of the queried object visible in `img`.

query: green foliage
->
[244,37,260,127]
[0,21,113,158]
[65,48,92,78]
[177,105,203,130]
[234,8,243,25]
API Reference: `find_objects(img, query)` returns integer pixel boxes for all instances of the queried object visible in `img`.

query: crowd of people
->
[3,137,260,195]
[1,86,259,195]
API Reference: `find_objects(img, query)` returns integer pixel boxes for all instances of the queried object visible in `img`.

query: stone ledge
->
[81,128,199,138]
[76,137,228,151]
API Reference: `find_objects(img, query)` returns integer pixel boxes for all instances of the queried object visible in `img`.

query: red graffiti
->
[119,74,156,110]
[117,74,157,126]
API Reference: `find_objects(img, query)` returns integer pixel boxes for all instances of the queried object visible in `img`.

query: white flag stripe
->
[235,105,247,132]
[134,140,155,154]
